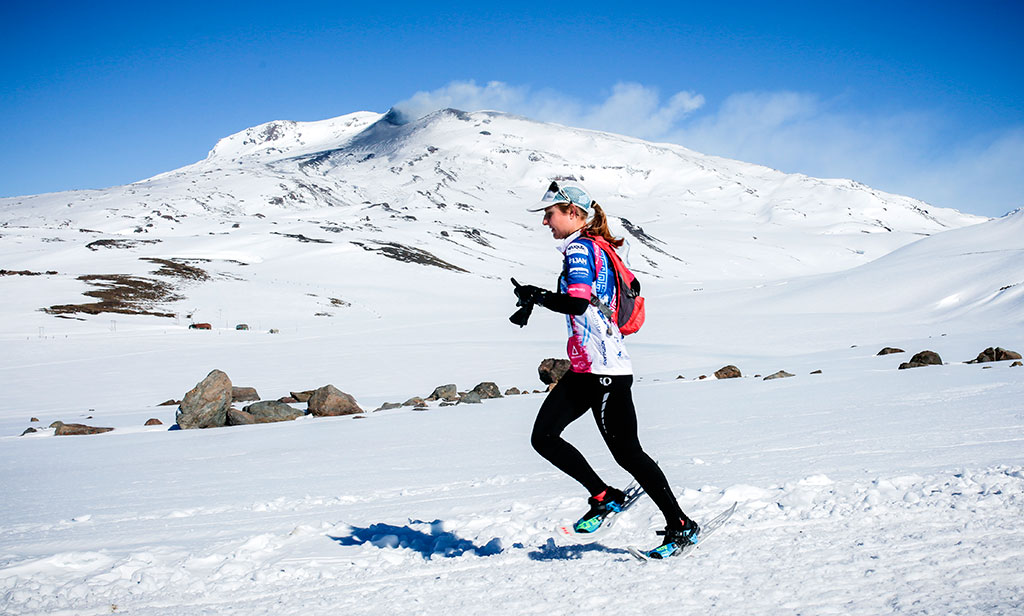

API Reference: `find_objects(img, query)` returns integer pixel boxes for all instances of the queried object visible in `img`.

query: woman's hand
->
[511,278,549,307]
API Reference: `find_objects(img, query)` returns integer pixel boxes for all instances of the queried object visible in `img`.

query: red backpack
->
[582,234,646,335]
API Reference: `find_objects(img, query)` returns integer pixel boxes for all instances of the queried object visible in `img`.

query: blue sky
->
[2,1,1022,217]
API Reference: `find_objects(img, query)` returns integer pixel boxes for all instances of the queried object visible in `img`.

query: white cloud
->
[393,80,705,141]
[393,81,1023,217]
[671,91,1024,217]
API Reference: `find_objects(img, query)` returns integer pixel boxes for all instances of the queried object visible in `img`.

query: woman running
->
[511,180,699,559]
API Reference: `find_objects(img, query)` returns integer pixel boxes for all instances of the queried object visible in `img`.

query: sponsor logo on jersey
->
[566,242,589,256]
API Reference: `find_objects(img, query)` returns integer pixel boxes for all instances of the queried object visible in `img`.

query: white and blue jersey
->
[558,230,632,375]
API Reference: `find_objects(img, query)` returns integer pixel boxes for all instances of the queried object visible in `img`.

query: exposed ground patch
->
[140,258,211,281]
[42,258,212,318]
[618,217,685,263]
[1,269,58,276]
[43,275,182,318]
[350,241,468,272]
[86,239,162,251]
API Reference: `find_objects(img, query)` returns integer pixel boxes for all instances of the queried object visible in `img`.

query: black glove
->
[511,278,548,308]
[509,302,534,327]
[510,278,549,328]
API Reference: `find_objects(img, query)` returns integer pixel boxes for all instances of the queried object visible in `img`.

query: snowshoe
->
[572,487,628,533]
[644,518,701,559]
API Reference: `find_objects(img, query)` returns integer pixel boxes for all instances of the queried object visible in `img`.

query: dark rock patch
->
[538,358,571,385]
[243,401,303,423]
[290,390,316,403]
[232,387,260,403]
[308,385,362,416]
[458,391,483,404]
[714,365,742,379]
[426,384,458,402]
[898,350,943,370]
[470,382,502,400]
[227,408,256,425]
[51,421,114,436]
[965,347,1022,364]
[176,369,232,428]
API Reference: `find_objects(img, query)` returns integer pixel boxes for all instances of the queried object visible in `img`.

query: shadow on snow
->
[329,519,631,562]
[329,519,504,560]
[527,538,630,561]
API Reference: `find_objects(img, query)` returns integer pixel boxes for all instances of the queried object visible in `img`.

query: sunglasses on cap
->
[530,181,593,212]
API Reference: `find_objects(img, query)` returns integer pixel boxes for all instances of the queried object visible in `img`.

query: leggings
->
[531,371,685,525]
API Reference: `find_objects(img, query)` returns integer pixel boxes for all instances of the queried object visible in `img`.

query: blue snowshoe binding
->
[644,518,701,559]
[573,487,628,533]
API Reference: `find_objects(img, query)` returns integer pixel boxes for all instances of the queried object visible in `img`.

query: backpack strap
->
[581,235,617,335]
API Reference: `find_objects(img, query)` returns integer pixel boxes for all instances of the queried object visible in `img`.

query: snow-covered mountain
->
[1,108,983,279]
[2,110,1022,615]
[0,107,990,339]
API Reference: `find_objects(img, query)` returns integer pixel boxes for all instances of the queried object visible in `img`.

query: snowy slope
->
[1,109,1021,615]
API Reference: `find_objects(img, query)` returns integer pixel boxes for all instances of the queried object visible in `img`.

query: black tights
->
[531,371,686,526]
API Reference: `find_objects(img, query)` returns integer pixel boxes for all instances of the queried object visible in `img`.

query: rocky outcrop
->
[290,390,316,403]
[965,347,1022,364]
[403,397,426,407]
[878,347,905,355]
[50,421,114,436]
[538,358,571,385]
[425,384,458,402]
[243,400,303,423]
[176,369,232,429]
[307,385,362,416]
[458,391,483,404]
[764,370,795,380]
[715,365,742,379]
[227,408,256,425]
[504,387,522,396]
[374,402,402,411]
[470,382,502,400]
[231,387,260,402]
[899,351,942,370]
[145,418,163,426]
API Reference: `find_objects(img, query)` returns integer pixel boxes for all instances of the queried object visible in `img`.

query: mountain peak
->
[205,111,382,163]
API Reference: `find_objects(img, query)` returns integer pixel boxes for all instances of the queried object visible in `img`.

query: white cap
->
[528,180,593,212]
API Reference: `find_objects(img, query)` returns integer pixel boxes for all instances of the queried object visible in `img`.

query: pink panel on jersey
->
[567,337,593,373]
[567,283,592,299]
